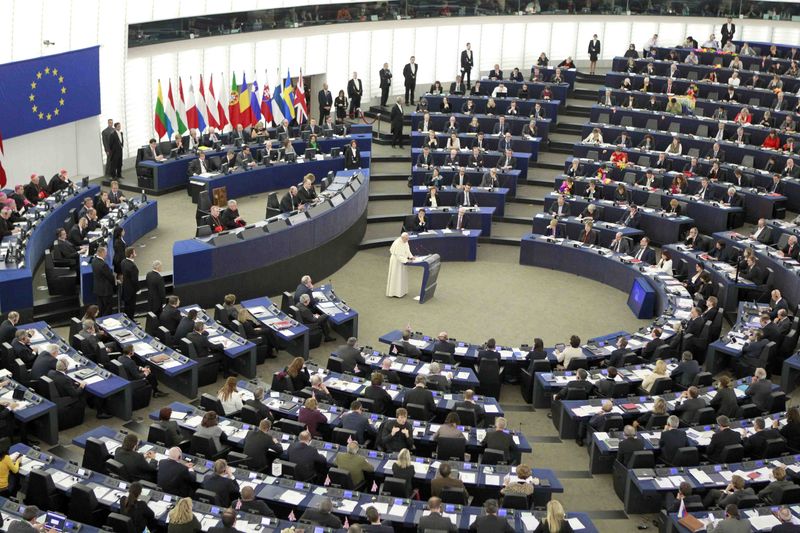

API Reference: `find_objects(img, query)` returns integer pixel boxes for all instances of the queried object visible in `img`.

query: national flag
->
[185,77,199,130]
[677,497,686,519]
[260,80,274,126]
[0,129,6,188]
[324,474,331,486]
[228,72,242,130]
[165,80,179,140]
[269,70,285,125]
[343,517,349,528]
[371,481,378,492]
[294,68,309,124]
[277,69,296,121]
[176,78,189,135]
[153,80,169,140]
[287,511,296,522]
[205,74,220,129]
[238,72,253,127]
[250,79,262,124]
[196,74,209,133]
[228,72,241,129]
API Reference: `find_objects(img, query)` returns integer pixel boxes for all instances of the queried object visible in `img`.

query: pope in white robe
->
[386,232,415,297]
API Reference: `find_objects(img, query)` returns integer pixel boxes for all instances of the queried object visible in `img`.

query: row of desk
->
[411,206,495,236]
[422,94,559,123]
[136,133,372,193]
[411,185,508,216]
[409,130,541,158]
[411,148,529,188]
[408,112,550,142]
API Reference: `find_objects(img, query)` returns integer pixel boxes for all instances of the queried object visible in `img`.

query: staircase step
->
[359,238,394,250]
[549,146,575,155]
[556,123,583,135]
[573,88,599,100]
[526,177,554,187]
[372,155,411,163]
[575,72,606,84]
[369,192,410,201]
[508,196,543,206]
[370,173,410,181]
[367,214,405,224]
[495,216,533,225]
[535,162,565,171]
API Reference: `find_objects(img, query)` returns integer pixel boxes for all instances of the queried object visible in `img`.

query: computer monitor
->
[330,193,345,207]
[288,212,308,226]
[286,152,297,163]
[627,278,656,319]
[241,224,266,239]
[308,200,332,216]
[266,218,288,233]
[211,231,241,246]
[44,512,67,532]
[340,185,354,199]
[330,147,341,158]
[304,148,317,160]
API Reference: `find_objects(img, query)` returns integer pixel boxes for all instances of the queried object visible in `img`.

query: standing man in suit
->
[108,122,124,179]
[146,260,165,316]
[379,63,392,107]
[159,295,182,334]
[287,430,327,483]
[318,82,332,123]
[92,246,116,317]
[402,56,418,106]
[120,247,139,319]
[460,43,474,87]
[720,17,736,47]
[769,289,789,319]
[404,375,436,419]
[345,139,361,169]
[390,97,404,149]
[242,418,282,472]
[336,337,366,374]
[347,72,363,118]
[102,119,115,176]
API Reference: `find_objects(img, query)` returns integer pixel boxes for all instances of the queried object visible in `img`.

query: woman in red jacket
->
[762,130,782,149]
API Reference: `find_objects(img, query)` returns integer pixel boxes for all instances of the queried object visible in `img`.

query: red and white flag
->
[206,74,221,129]
[294,68,309,124]
[0,129,6,188]
[197,75,210,132]
[186,77,199,130]
[677,497,686,518]
[288,510,296,521]
[214,73,230,131]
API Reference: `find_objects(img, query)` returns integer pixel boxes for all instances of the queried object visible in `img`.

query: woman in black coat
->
[710,376,738,418]
[112,226,126,274]
[120,483,157,533]
[588,35,601,75]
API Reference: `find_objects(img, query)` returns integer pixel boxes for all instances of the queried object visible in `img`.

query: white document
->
[568,517,585,530]
[388,504,408,518]
[279,489,306,505]
[520,512,540,531]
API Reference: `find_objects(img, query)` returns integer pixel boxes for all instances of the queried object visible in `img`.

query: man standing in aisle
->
[720,17,735,47]
[347,72,363,119]
[318,82,332,123]
[390,97,404,148]
[92,246,116,317]
[102,119,115,176]
[379,63,393,108]
[108,122,124,179]
[386,233,415,298]
[461,43,474,87]
[403,56,418,106]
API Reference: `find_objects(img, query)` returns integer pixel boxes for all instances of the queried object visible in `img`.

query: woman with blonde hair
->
[634,396,668,430]
[534,499,572,532]
[641,360,668,393]
[167,497,201,533]
[391,448,415,497]
[217,376,243,415]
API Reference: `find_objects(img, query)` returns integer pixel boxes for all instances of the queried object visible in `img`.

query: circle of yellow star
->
[30,66,66,120]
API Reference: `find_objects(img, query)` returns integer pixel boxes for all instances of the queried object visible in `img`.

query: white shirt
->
[218,391,243,416]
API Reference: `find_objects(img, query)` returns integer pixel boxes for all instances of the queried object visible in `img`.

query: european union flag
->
[0,46,100,140]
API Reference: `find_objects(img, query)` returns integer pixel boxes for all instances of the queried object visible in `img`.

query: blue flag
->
[0,46,100,139]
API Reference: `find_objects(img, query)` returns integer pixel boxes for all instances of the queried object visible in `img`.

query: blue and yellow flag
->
[277,69,295,120]
[0,47,100,139]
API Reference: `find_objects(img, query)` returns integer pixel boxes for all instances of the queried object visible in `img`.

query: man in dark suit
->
[664,482,704,514]
[432,332,456,361]
[448,207,472,231]
[340,400,376,444]
[299,498,343,529]
[606,337,630,368]
[108,122,124,179]
[705,142,725,162]
[208,509,241,533]
[659,415,688,465]
[159,295,181,335]
[769,289,789,320]
[642,328,665,361]
[280,186,301,213]
[480,417,518,463]
[632,237,656,264]
[68,217,89,247]
[706,416,742,462]
[460,43,474,86]
[318,82,332,123]
[394,329,421,358]
[609,232,631,255]
[404,375,436,418]
[402,57,418,105]
[347,72,363,118]
[0,312,19,345]
[618,205,641,228]
[186,151,214,176]
[744,417,784,458]
[31,344,58,380]
[288,430,327,482]
[596,367,620,398]
[145,261,165,316]
[363,506,394,533]
[477,338,500,365]
[390,97,404,148]
[449,75,466,96]
[297,293,335,342]
[720,17,735,46]
[157,446,196,497]
[231,124,249,145]
[201,459,240,506]
[671,351,700,388]
[454,389,485,427]
[243,418,282,472]
[244,387,273,423]
[336,337,367,374]
[469,499,514,533]
[142,138,165,162]
[91,247,116,317]
[120,345,165,397]
[555,368,595,400]
[618,425,645,465]
[455,183,476,208]
[115,433,157,482]
[745,368,773,412]
[119,248,139,319]
[47,358,86,407]
[722,186,743,207]
[419,497,457,533]
[377,62,393,108]
[186,322,224,366]
[11,330,37,367]
[741,328,769,371]
[79,320,109,367]
[235,486,276,518]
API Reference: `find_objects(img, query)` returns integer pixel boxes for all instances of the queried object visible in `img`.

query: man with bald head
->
[280,185,301,213]
[433,332,456,361]
[157,446,195,497]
